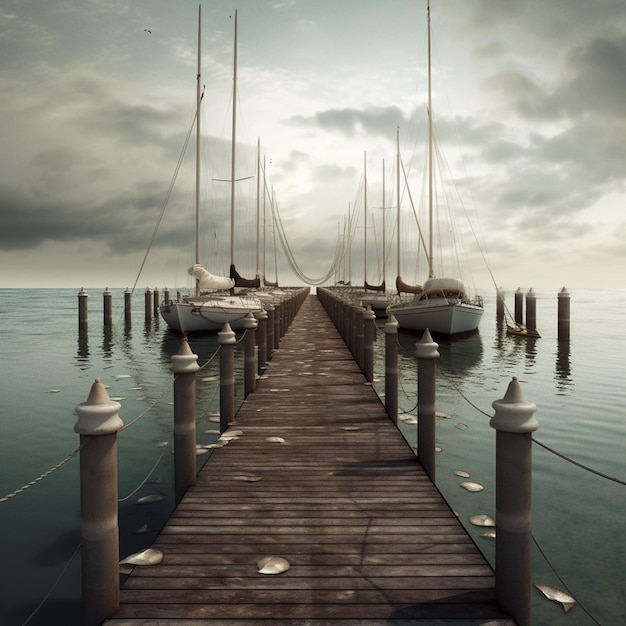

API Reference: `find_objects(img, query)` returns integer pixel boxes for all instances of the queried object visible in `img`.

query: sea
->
[0,287,624,625]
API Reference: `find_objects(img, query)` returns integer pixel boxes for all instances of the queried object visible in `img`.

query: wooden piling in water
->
[243,312,258,397]
[218,322,236,433]
[384,314,399,423]
[525,288,537,333]
[172,337,199,504]
[124,289,132,324]
[78,288,88,330]
[144,288,152,322]
[415,329,439,482]
[74,379,123,626]
[558,287,570,342]
[491,377,538,626]
[514,287,523,324]
[103,288,113,327]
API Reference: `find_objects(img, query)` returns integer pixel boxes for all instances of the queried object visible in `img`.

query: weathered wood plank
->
[104,295,513,625]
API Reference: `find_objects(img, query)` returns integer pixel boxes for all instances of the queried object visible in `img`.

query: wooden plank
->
[104,295,513,625]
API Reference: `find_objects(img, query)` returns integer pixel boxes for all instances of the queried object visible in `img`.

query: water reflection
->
[76,329,89,370]
[555,341,573,393]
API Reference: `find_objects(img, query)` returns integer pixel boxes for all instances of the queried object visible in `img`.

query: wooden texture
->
[104,295,513,625]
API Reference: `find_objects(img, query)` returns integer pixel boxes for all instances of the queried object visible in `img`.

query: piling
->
[243,312,258,397]
[102,288,113,326]
[78,288,88,330]
[153,288,159,316]
[363,305,376,383]
[144,288,152,322]
[496,287,505,323]
[171,337,199,504]
[514,287,523,324]
[74,379,123,626]
[273,300,281,350]
[218,322,236,433]
[525,288,537,333]
[490,377,538,626]
[124,289,132,324]
[163,289,170,306]
[266,303,275,360]
[255,307,268,374]
[384,314,399,423]
[415,329,440,481]
[354,305,365,372]
[558,287,570,342]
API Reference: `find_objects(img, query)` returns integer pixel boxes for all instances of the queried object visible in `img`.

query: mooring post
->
[163,288,170,306]
[243,312,258,397]
[514,287,523,324]
[558,287,570,342]
[384,314,399,423]
[255,307,268,374]
[415,329,440,481]
[354,304,365,371]
[144,288,152,323]
[273,300,281,349]
[266,303,275,360]
[74,378,123,626]
[525,288,537,332]
[218,322,236,433]
[363,305,376,383]
[124,288,132,325]
[496,287,505,324]
[490,377,538,626]
[153,288,159,316]
[171,336,199,504]
[103,288,112,327]
[78,288,88,330]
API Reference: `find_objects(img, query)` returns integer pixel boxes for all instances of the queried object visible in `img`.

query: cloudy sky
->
[1,0,625,291]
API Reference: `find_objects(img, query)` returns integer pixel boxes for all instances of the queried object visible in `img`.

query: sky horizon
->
[1,0,625,291]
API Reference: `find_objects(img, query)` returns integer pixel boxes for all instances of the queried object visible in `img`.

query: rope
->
[532,436,626,485]
[118,442,171,502]
[20,542,82,626]
[532,534,602,625]
[121,378,175,431]
[0,444,83,503]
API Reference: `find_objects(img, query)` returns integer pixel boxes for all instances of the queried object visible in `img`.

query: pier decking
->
[104,295,513,625]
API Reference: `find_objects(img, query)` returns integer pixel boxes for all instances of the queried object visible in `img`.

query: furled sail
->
[230,264,261,288]
[188,264,235,290]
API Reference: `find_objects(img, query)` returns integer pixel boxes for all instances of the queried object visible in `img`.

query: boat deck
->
[104,294,513,625]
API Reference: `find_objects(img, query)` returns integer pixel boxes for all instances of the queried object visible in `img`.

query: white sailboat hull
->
[160,296,263,333]
[388,298,483,335]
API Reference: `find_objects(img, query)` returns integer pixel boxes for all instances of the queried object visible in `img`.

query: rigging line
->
[532,436,626,485]
[531,534,602,625]
[20,542,82,626]
[130,111,197,297]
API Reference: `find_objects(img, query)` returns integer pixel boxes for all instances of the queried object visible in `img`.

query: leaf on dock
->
[460,481,484,492]
[257,556,290,575]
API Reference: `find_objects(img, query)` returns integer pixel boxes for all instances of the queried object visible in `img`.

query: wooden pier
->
[104,295,514,625]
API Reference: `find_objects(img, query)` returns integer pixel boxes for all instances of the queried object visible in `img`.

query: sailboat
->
[160,6,263,333]
[387,1,483,336]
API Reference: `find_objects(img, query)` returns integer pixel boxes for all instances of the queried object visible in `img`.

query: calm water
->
[1,288,624,625]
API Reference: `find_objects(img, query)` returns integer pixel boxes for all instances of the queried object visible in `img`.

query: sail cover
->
[188,264,235,290]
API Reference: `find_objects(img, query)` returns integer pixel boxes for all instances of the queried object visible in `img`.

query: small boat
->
[506,322,541,338]
[387,1,483,336]
[160,7,262,333]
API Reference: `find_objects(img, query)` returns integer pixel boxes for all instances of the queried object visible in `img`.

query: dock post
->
[171,336,199,504]
[124,288,132,325]
[514,287,523,324]
[74,379,123,626]
[266,303,275,360]
[273,300,281,349]
[490,377,538,626]
[255,307,268,374]
[103,288,113,326]
[558,287,570,342]
[354,305,365,371]
[363,305,376,383]
[525,288,537,333]
[496,287,505,324]
[163,288,170,306]
[218,322,236,433]
[78,288,88,330]
[384,314,399,423]
[243,312,258,397]
[415,329,439,481]
[144,288,152,322]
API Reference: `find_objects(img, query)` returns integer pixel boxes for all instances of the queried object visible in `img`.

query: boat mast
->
[195,4,202,296]
[382,158,386,286]
[396,126,401,280]
[230,9,238,267]
[256,136,260,279]
[427,0,434,279]
[363,151,368,287]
